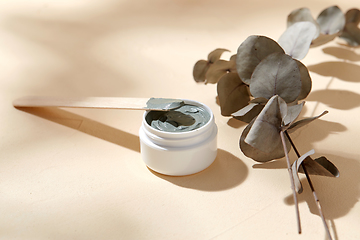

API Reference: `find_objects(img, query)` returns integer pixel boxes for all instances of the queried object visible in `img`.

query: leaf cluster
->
[286,6,360,48]
[192,6,345,175]
[191,5,346,236]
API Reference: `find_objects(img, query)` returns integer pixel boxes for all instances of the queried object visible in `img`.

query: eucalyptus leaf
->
[295,60,312,101]
[244,95,284,153]
[193,48,230,83]
[193,60,209,82]
[250,52,302,103]
[278,21,317,60]
[288,110,328,133]
[282,102,305,128]
[217,72,250,116]
[240,117,291,162]
[287,8,320,38]
[291,149,315,193]
[236,35,285,85]
[208,48,230,63]
[232,103,264,123]
[344,8,360,24]
[317,6,345,35]
[291,149,339,193]
[206,60,235,84]
[340,22,360,47]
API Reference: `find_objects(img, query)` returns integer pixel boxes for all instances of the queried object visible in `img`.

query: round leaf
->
[287,7,320,38]
[236,35,284,85]
[282,102,304,128]
[250,52,302,103]
[278,21,317,60]
[206,60,235,84]
[244,95,283,153]
[344,8,360,24]
[217,73,250,116]
[208,48,229,63]
[317,5,345,35]
[232,103,264,123]
[295,60,312,101]
[340,22,360,47]
[240,116,291,162]
[193,60,209,82]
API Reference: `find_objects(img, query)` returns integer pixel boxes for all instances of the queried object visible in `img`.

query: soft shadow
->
[227,117,247,129]
[322,46,360,62]
[252,159,287,169]
[307,61,360,82]
[307,89,360,110]
[151,149,248,191]
[15,107,140,152]
[284,153,360,220]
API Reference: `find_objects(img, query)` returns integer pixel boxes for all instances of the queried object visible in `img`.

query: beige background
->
[1,0,359,239]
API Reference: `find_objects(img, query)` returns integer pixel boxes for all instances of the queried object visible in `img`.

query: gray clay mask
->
[146,104,211,132]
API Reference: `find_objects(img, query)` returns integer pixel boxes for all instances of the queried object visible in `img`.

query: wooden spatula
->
[13,96,184,111]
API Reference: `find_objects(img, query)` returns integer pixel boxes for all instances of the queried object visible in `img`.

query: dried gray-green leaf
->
[295,60,312,101]
[344,8,360,24]
[236,35,284,85]
[282,102,304,128]
[240,117,291,162]
[288,110,328,133]
[232,103,264,123]
[287,8,320,38]
[244,95,283,153]
[292,149,340,193]
[250,52,301,103]
[206,60,235,84]
[193,60,209,82]
[291,149,315,193]
[278,21,317,60]
[277,96,288,122]
[217,72,250,116]
[340,22,360,47]
[208,48,230,63]
[317,5,345,35]
[299,156,340,177]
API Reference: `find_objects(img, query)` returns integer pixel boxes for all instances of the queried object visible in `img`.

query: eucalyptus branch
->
[285,131,333,240]
[192,4,348,238]
[280,130,301,234]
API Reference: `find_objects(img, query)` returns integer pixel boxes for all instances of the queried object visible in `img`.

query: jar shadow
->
[149,149,248,192]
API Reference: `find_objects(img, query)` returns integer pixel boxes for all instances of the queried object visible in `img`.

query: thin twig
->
[284,131,333,240]
[279,130,302,234]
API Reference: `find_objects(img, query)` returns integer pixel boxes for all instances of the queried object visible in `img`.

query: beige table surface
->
[1,0,360,239]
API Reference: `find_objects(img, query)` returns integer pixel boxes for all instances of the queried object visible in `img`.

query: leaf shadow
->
[322,46,360,62]
[227,117,247,128]
[307,89,360,110]
[150,149,248,191]
[15,107,141,152]
[307,61,360,82]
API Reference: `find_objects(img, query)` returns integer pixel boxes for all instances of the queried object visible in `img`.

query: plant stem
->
[279,130,301,234]
[284,131,333,240]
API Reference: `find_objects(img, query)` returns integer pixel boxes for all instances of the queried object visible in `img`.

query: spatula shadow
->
[15,107,140,152]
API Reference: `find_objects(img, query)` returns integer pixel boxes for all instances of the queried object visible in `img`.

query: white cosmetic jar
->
[139,99,218,176]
